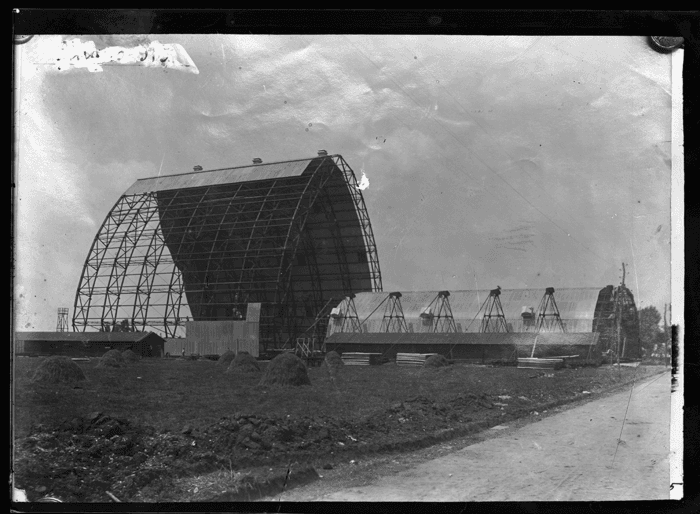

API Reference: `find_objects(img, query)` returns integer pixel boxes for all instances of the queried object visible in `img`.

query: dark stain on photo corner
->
[648,36,684,54]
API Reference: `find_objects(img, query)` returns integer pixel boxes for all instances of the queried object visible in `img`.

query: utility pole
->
[615,262,626,369]
[616,297,621,369]
[615,263,626,369]
[621,262,626,287]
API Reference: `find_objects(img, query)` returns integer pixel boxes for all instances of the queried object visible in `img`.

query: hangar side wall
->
[324,332,602,365]
[165,320,260,357]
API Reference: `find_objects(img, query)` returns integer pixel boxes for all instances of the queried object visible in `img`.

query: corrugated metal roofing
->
[325,332,599,347]
[347,288,605,322]
[123,158,315,195]
[14,331,158,343]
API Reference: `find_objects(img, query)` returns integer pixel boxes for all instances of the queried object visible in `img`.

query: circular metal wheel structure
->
[72,154,383,348]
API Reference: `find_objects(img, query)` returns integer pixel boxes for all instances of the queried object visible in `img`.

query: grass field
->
[12,356,661,502]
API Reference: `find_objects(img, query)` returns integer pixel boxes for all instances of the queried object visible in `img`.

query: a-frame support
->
[421,290,457,333]
[536,287,566,333]
[380,292,409,333]
[340,293,362,333]
[480,287,509,333]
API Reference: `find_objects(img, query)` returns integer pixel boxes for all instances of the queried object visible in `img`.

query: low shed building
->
[14,331,165,358]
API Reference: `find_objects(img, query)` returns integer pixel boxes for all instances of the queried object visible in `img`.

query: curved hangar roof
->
[124,158,315,195]
[73,154,382,341]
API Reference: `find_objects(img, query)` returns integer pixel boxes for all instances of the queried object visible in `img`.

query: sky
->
[14,35,676,331]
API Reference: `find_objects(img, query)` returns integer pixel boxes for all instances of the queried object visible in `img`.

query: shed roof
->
[124,157,320,195]
[14,331,163,343]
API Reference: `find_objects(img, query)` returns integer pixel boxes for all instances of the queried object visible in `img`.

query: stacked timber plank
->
[517,357,564,370]
[341,352,383,366]
[396,353,438,367]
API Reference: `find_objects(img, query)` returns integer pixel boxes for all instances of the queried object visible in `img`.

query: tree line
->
[639,305,671,361]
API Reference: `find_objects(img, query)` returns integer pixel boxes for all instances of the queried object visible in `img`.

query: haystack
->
[96,349,126,368]
[226,352,261,374]
[217,350,236,367]
[122,349,141,362]
[31,356,86,384]
[324,351,344,370]
[424,354,450,368]
[259,352,311,386]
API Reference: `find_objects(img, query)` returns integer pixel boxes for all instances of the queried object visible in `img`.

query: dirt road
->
[271,370,671,502]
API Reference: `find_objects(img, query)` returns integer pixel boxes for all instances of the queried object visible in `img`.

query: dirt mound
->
[227,352,261,374]
[324,351,344,370]
[217,350,236,367]
[31,356,86,385]
[259,352,311,387]
[122,349,141,362]
[424,354,450,368]
[96,349,127,368]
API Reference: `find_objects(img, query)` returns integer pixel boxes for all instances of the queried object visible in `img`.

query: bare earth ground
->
[12,357,665,502]
[265,370,672,502]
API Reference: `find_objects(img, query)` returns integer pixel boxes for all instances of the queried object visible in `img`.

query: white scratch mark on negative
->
[157,152,165,178]
[50,38,199,74]
[356,166,370,190]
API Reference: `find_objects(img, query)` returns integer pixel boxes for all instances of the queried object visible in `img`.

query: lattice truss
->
[380,292,409,333]
[420,291,457,333]
[480,288,509,333]
[73,155,382,343]
[535,287,566,333]
[330,294,363,333]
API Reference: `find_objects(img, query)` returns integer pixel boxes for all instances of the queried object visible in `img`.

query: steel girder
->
[72,155,382,345]
[72,192,191,337]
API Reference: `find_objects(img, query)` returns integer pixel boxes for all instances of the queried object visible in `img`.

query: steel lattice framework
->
[73,154,383,347]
